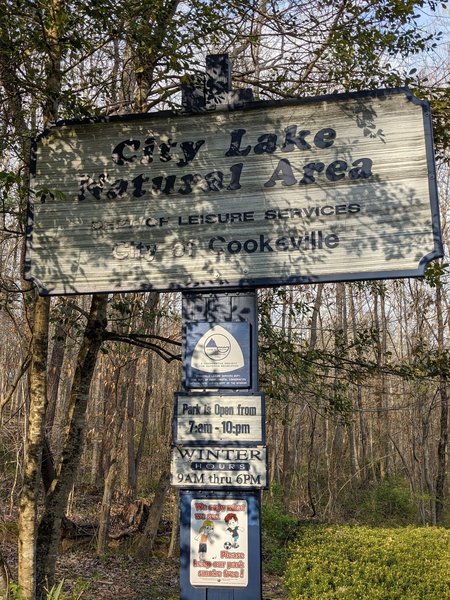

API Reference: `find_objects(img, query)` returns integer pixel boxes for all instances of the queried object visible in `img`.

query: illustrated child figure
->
[224,513,240,548]
[195,519,215,559]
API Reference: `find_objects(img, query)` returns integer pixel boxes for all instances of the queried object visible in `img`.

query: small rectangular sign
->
[171,446,267,489]
[174,393,264,445]
[184,322,251,389]
[190,497,248,587]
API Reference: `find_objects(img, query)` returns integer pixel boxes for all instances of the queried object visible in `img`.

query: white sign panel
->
[174,393,264,445]
[184,322,251,388]
[26,88,442,295]
[192,325,245,372]
[171,446,267,489]
[190,498,248,587]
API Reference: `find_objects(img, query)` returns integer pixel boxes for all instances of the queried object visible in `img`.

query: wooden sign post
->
[175,288,264,599]
[173,60,265,598]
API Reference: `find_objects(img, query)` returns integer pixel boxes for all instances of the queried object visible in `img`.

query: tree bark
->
[97,375,126,556]
[435,282,448,523]
[373,287,391,478]
[281,289,293,510]
[0,549,11,597]
[167,491,179,558]
[89,376,102,487]
[125,363,138,498]
[325,282,346,517]
[134,292,160,492]
[41,435,56,494]
[18,3,63,593]
[349,286,366,483]
[132,471,171,560]
[435,378,448,523]
[134,355,153,489]
[36,294,107,597]
[306,407,317,517]
[96,459,118,556]
[46,303,72,439]
[18,295,50,600]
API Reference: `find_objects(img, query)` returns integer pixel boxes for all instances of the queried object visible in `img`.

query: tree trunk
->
[46,303,71,439]
[18,294,50,600]
[41,435,56,494]
[0,549,11,597]
[325,282,346,517]
[434,282,448,523]
[96,459,118,556]
[134,355,153,488]
[309,284,323,351]
[356,383,369,482]
[97,376,126,556]
[89,376,103,487]
[422,409,435,524]
[435,379,448,523]
[125,363,138,498]
[167,491,179,558]
[131,292,159,495]
[281,289,293,510]
[268,407,278,489]
[132,471,170,560]
[306,407,317,517]
[348,415,359,487]
[304,284,323,515]
[18,3,64,596]
[36,294,107,597]
[374,287,391,478]
[349,286,366,483]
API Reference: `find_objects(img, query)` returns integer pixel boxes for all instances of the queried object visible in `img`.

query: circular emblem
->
[204,334,231,361]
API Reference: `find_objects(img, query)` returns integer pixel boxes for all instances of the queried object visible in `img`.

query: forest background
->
[0,1,449,599]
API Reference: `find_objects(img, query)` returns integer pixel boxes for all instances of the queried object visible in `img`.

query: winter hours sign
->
[26,88,442,295]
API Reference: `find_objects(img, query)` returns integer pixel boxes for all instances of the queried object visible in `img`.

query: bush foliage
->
[261,487,301,575]
[284,525,449,599]
[355,476,417,526]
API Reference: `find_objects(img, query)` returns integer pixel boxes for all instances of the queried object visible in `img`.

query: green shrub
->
[261,488,300,575]
[284,525,450,599]
[357,477,416,526]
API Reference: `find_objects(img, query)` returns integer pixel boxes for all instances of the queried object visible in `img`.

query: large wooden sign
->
[25,88,442,294]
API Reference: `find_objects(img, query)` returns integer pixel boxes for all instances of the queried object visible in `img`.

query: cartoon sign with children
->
[190,499,248,587]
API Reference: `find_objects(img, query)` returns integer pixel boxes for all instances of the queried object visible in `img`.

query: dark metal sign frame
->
[179,490,262,600]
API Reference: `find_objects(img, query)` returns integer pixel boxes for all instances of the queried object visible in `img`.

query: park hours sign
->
[171,446,267,489]
[25,88,442,295]
[173,393,265,446]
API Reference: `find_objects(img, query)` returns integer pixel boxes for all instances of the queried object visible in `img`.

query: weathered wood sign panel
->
[26,88,442,294]
[173,393,265,446]
[171,446,267,489]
